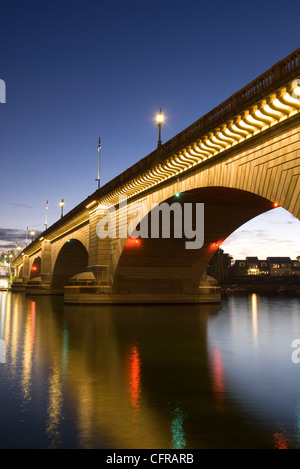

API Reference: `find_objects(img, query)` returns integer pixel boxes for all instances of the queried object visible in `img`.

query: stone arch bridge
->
[12,49,300,303]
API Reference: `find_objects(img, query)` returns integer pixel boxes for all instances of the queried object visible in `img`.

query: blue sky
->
[0,0,299,259]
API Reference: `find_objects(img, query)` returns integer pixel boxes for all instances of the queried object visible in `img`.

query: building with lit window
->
[231,257,300,277]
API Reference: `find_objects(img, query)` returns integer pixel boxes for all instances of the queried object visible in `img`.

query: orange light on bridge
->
[211,241,221,249]
[125,238,141,247]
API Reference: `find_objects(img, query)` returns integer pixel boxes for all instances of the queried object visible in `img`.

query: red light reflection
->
[127,344,141,420]
[211,345,224,411]
[274,424,290,449]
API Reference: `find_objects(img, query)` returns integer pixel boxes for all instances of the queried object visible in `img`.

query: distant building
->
[231,257,300,277]
[0,266,8,277]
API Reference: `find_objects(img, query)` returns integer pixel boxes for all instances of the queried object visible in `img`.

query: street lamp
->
[30,230,35,242]
[60,199,64,218]
[156,108,164,147]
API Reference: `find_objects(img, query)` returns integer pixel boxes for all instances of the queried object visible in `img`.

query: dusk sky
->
[0,0,299,260]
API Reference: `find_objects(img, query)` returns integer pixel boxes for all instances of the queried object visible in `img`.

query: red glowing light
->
[126,344,141,421]
[273,202,279,208]
[210,241,221,249]
[31,266,37,271]
[125,237,141,247]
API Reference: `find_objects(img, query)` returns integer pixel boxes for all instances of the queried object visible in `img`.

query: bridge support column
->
[64,205,115,300]
[25,241,53,295]
[40,240,52,285]
[87,232,114,295]
[22,255,30,283]
[10,254,29,292]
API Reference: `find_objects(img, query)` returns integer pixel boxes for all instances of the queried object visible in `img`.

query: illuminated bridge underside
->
[11,49,300,304]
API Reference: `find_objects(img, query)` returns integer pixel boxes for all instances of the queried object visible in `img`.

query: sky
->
[0,0,299,260]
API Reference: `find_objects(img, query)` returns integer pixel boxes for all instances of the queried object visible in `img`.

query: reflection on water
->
[0,291,300,448]
[171,407,186,449]
[127,344,142,422]
[211,345,224,412]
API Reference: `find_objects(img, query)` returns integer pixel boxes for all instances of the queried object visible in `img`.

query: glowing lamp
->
[273,202,279,208]
[60,199,65,218]
[156,111,164,124]
[156,108,164,147]
[126,238,141,247]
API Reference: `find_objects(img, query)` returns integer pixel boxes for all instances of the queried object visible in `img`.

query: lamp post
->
[156,108,164,147]
[30,230,35,242]
[95,137,101,190]
[60,199,64,218]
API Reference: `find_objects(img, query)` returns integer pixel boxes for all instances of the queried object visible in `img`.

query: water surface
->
[0,291,300,449]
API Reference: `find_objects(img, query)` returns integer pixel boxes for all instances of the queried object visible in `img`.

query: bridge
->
[11,48,300,304]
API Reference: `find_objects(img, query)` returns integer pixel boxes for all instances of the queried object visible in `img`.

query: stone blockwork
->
[11,49,300,303]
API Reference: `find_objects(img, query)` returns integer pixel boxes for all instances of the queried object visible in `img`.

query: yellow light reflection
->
[21,301,35,401]
[251,293,258,347]
[46,366,63,448]
[9,293,20,373]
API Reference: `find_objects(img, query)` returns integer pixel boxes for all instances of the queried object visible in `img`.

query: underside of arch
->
[51,239,88,290]
[30,257,41,280]
[112,187,275,301]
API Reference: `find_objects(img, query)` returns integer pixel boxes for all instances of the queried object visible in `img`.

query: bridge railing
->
[161,48,300,156]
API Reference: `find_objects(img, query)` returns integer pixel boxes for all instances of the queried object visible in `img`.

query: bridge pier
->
[24,240,55,295]
[63,276,221,304]
[10,254,29,292]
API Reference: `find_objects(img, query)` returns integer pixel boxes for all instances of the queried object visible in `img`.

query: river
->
[0,290,300,449]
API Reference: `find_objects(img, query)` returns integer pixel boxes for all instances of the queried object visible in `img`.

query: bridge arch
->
[111,186,287,300]
[51,239,88,290]
[109,114,300,302]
